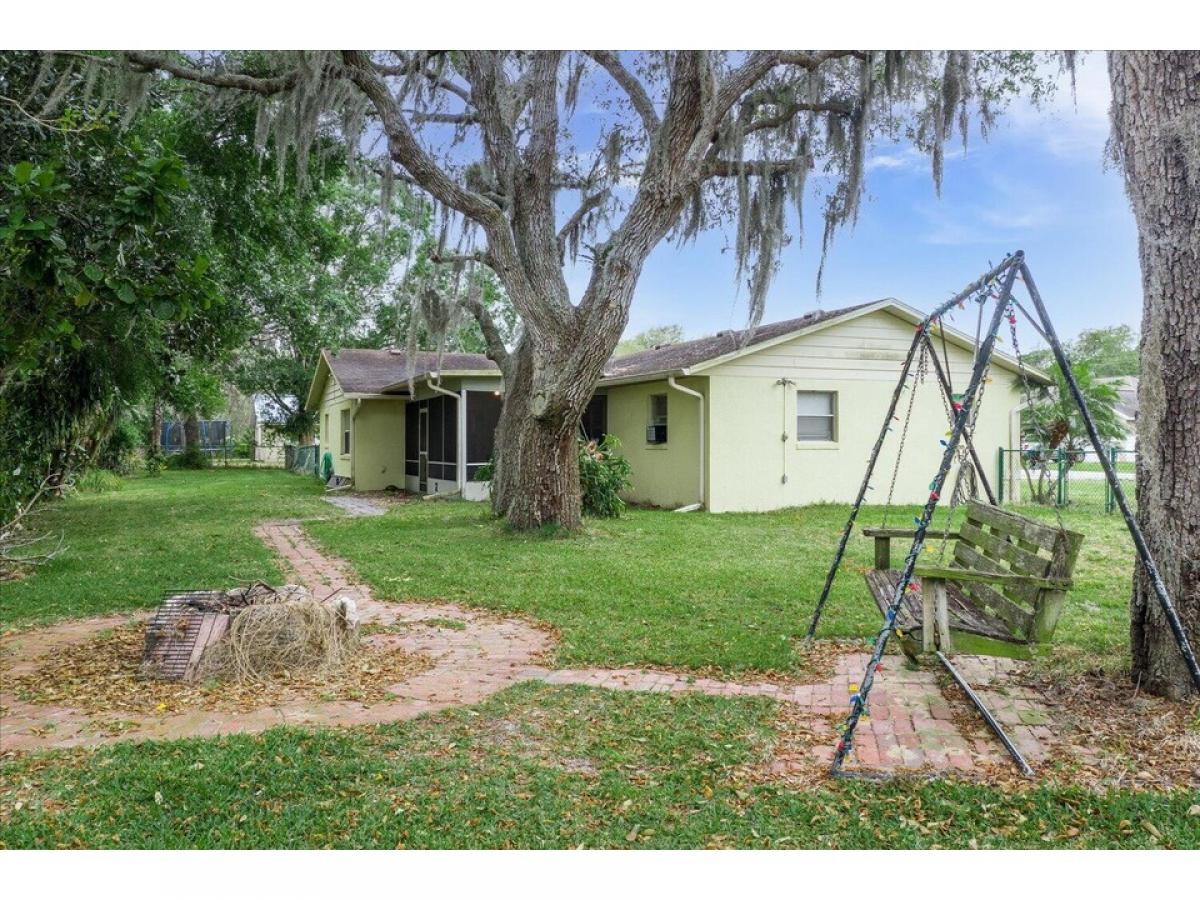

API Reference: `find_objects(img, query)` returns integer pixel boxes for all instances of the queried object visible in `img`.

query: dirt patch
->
[4,624,433,716]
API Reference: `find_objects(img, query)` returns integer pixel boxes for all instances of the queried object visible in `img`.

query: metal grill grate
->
[140,591,225,681]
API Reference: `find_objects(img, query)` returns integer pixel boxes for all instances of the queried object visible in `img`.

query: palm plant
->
[1020,362,1127,503]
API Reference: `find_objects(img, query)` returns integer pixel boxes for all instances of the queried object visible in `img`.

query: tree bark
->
[150,400,163,454]
[1109,51,1200,699]
[184,413,200,452]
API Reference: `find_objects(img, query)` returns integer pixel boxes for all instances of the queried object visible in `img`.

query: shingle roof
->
[325,348,498,395]
[602,303,872,380]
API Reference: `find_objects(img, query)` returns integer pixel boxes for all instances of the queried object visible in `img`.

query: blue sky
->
[604,53,1141,352]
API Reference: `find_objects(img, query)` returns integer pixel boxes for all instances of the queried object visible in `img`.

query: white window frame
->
[647,393,669,445]
[340,408,351,457]
[796,390,838,444]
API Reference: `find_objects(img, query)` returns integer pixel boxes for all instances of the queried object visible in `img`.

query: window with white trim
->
[340,408,351,455]
[647,394,668,444]
[796,391,837,441]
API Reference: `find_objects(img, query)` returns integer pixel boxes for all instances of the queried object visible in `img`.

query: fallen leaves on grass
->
[1029,670,1200,790]
[3,624,433,716]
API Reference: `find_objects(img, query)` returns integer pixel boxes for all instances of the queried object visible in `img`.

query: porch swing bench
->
[863,500,1084,660]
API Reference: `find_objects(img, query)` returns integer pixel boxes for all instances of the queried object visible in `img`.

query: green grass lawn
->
[1,469,330,627]
[3,682,1194,849]
[307,499,1137,675]
[3,470,1175,850]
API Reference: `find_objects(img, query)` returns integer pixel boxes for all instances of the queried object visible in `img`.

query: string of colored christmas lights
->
[806,254,1024,641]
[829,256,1022,774]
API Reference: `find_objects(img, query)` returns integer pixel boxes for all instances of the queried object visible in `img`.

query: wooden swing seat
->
[863,500,1084,660]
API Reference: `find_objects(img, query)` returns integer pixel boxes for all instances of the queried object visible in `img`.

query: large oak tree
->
[1109,51,1200,699]
[66,50,1048,529]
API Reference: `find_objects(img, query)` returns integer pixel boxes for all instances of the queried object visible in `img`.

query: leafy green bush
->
[474,457,495,482]
[233,427,257,460]
[144,449,167,477]
[168,447,211,470]
[74,468,124,494]
[579,436,632,519]
[97,419,142,475]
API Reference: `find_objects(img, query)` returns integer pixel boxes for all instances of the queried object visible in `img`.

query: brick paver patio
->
[1,519,1065,777]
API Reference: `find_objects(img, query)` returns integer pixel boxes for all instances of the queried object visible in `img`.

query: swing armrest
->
[912,565,1072,591]
[862,528,960,539]
[863,529,960,571]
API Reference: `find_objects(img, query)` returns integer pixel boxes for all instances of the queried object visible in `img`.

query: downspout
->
[776,377,795,486]
[667,376,704,512]
[340,398,363,491]
[427,375,465,498]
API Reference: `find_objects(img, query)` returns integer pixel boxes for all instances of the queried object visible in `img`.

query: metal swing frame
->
[802,250,1200,777]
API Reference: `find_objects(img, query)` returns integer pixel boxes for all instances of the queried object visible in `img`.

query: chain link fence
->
[996,447,1136,513]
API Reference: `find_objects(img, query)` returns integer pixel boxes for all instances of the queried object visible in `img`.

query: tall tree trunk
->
[1109,51,1200,699]
[184,413,201,453]
[490,340,590,531]
[150,400,163,455]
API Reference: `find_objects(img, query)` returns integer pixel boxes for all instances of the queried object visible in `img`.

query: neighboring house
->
[304,300,1047,512]
[1098,376,1138,451]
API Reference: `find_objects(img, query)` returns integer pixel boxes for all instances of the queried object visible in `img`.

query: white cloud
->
[916,171,1061,246]
[1000,52,1112,160]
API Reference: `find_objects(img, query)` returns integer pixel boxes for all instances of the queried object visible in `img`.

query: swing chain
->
[1006,299,1068,533]
[881,342,928,529]
[929,320,993,560]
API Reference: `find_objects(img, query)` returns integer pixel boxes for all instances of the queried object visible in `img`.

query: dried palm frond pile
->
[140,582,362,684]
[196,595,359,683]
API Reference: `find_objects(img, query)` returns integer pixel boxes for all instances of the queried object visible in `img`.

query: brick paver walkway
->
[321,494,387,517]
[1,519,1064,777]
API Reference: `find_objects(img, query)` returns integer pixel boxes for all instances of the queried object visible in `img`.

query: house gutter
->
[346,398,363,488]
[426,375,466,496]
[667,376,704,512]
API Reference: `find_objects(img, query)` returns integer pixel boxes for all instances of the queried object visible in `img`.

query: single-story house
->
[304,299,1047,512]
[1098,376,1137,452]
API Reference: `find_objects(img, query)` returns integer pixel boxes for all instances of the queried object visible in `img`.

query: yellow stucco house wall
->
[305,300,1042,512]
[595,301,1035,512]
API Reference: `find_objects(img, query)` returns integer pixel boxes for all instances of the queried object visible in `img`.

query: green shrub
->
[579,435,632,518]
[74,468,124,494]
[168,447,212,470]
[233,427,256,459]
[144,449,167,477]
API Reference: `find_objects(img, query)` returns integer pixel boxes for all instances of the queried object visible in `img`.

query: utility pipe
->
[348,398,363,486]
[426,375,466,496]
[667,376,704,511]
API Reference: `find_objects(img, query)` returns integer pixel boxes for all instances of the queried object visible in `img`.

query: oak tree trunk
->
[489,336,608,531]
[150,400,163,454]
[1109,51,1200,699]
[184,413,201,452]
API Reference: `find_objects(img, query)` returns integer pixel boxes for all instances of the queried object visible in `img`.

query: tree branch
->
[120,51,306,96]
[403,109,480,125]
[702,156,809,178]
[460,284,510,374]
[741,99,854,134]
[339,51,502,227]
[373,53,472,104]
[709,50,864,130]
[584,51,659,133]
[557,188,611,252]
